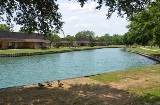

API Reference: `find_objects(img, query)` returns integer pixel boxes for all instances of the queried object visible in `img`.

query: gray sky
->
[1,1,129,38]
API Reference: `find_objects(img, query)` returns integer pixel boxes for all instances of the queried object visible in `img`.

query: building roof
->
[0,31,50,43]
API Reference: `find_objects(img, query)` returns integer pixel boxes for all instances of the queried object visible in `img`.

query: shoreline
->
[0,46,125,57]
[126,49,160,62]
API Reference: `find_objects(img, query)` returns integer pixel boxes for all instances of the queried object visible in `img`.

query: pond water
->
[0,48,158,89]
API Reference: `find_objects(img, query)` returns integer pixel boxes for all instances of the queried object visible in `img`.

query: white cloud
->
[64,16,80,22]
[58,1,129,37]
[75,23,92,27]
[60,2,98,14]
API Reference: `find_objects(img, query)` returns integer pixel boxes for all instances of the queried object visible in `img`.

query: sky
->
[1,1,129,38]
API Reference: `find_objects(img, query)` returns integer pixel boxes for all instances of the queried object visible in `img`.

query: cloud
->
[64,16,80,22]
[75,23,92,27]
[60,2,98,14]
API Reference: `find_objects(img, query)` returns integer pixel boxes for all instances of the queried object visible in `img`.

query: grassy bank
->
[127,46,160,55]
[0,45,125,54]
[90,64,160,104]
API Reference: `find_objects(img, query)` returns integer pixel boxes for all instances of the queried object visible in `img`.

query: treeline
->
[0,24,124,46]
[46,30,124,47]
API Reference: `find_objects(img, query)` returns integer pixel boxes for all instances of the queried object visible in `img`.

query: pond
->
[0,48,158,89]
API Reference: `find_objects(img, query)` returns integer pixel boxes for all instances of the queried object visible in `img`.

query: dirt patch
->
[0,78,145,105]
[1,75,159,105]
[24,77,105,90]
[109,74,160,90]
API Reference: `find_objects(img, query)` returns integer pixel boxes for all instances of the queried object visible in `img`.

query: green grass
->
[90,73,120,84]
[0,46,124,54]
[90,64,160,102]
[127,46,160,55]
[0,47,72,54]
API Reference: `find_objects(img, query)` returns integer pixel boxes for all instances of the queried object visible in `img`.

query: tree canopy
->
[47,33,61,43]
[66,35,74,43]
[124,1,160,46]
[75,30,95,46]
[0,0,152,35]
[0,24,10,31]
[99,33,123,45]
[0,0,63,34]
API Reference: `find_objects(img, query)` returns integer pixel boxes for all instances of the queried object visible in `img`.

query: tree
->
[75,31,87,40]
[99,33,111,45]
[65,35,74,47]
[126,1,160,47]
[0,24,10,31]
[0,0,63,34]
[0,0,152,34]
[47,33,61,48]
[111,34,123,45]
[75,30,95,46]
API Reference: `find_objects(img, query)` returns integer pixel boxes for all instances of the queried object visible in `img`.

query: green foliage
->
[0,24,10,31]
[111,34,123,45]
[0,0,64,34]
[75,30,95,46]
[65,35,74,43]
[123,32,135,45]
[19,28,34,34]
[99,33,111,44]
[47,33,61,43]
[99,33,123,45]
[125,1,160,46]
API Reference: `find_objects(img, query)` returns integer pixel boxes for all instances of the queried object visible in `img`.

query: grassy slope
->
[127,46,160,55]
[90,64,160,93]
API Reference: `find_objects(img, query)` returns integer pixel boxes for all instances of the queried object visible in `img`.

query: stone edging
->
[0,47,105,57]
[126,50,160,63]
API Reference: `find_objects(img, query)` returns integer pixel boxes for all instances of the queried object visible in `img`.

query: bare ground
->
[0,77,158,105]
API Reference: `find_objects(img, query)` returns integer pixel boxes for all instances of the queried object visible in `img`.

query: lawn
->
[127,46,160,55]
[0,45,125,54]
[90,64,160,104]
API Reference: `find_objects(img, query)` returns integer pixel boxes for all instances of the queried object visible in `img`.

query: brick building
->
[0,31,49,49]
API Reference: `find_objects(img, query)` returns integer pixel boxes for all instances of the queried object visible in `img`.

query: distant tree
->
[99,33,111,45]
[47,33,61,48]
[75,30,95,46]
[95,36,99,41]
[0,24,10,31]
[111,34,123,45]
[75,31,87,40]
[65,35,75,48]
